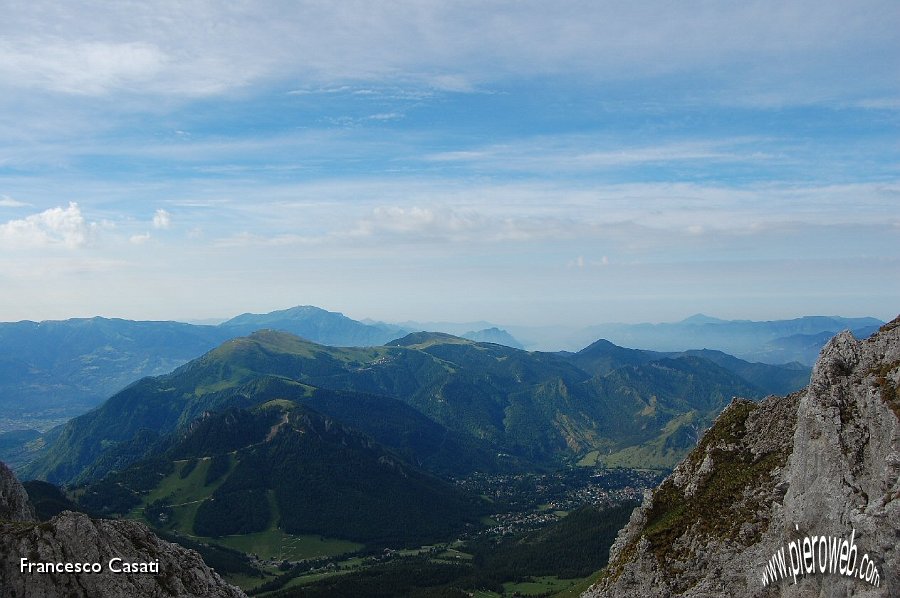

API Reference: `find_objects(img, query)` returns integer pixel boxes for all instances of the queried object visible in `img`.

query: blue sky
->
[0,1,898,326]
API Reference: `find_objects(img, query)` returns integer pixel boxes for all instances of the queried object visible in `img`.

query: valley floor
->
[160,467,664,597]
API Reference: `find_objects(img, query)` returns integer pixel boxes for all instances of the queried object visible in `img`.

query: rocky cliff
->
[0,462,34,523]
[0,462,246,598]
[586,318,900,597]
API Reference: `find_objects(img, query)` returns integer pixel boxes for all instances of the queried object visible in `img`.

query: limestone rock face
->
[0,463,247,598]
[0,462,35,523]
[585,318,900,598]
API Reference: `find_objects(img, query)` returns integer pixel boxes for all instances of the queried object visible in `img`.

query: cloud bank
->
[0,202,92,249]
[0,1,896,105]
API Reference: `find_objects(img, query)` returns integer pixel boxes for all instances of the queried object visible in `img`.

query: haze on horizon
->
[1,2,898,327]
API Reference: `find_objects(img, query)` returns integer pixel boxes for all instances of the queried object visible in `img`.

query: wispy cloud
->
[182,177,899,254]
[0,195,29,208]
[0,41,167,95]
[423,138,772,172]
[346,205,561,243]
[0,2,896,106]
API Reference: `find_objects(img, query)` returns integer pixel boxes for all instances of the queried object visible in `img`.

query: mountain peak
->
[218,305,404,347]
[221,304,334,326]
[461,327,525,349]
[680,313,725,325]
[387,331,472,348]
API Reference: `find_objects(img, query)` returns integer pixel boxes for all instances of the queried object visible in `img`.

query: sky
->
[0,1,898,327]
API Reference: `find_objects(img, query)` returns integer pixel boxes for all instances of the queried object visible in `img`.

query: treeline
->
[170,408,278,459]
[267,427,481,545]
[75,456,173,516]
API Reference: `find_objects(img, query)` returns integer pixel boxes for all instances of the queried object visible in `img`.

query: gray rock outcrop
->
[0,461,35,523]
[586,318,900,597]
[0,462,247,598]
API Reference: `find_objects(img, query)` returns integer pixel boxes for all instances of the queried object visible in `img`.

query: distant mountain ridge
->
[563,315,883,364]
[22,329,809,485]
[220,305,409,346]
[462,327,525,349]
[0,317,229,425]
[0,306,526,434]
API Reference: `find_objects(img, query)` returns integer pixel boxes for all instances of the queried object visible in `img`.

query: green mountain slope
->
[301,389,523,476]
[77,402,485,546]
[571,340,809,396]
[673,348,809,396]
[24,329,774,484]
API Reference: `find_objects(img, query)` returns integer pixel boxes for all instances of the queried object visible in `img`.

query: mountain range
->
[3,307,888,596]
[22,326,811,487]
[0,306,534,434]
[509,314,882,361]
[10,325,808,588]
[0,306,410,432]
[2,305,863,436]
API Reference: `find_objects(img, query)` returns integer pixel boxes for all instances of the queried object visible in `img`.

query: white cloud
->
[0,202,92,249]
[130,232,151,244]
[152,209,172,229]
[0,195,29,207]
[367,112,403,121]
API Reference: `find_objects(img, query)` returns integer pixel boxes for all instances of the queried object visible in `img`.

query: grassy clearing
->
[550,569,606,597]
[222,572,276,590]
[213,529,362,561]
[503,576,577,596]
[137,457,233,532]
[277,568,354,591]
[149,457,232,505]
[576,450,600,467]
